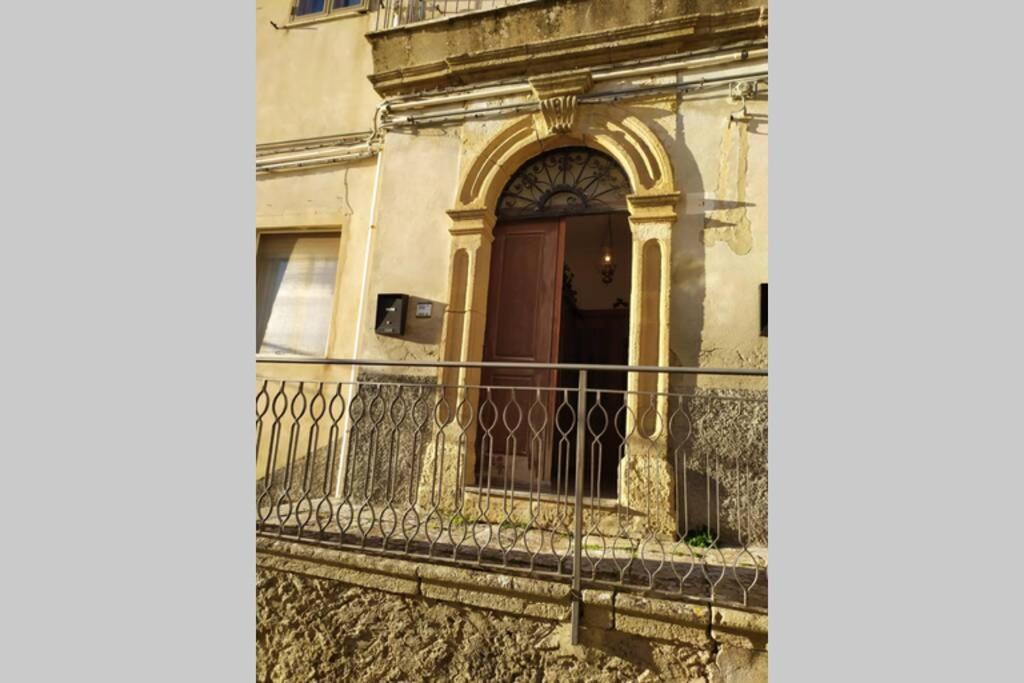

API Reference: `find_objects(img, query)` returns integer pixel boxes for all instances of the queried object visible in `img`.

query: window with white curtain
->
[257,232,340,357]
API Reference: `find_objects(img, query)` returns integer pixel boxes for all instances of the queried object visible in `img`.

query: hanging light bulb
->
[599,215,616,285]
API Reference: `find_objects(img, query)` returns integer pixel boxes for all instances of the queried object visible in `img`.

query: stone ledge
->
[614,592,712,646]
[257,537,420,596]
[256,538,767,653]
[418,562,569,620]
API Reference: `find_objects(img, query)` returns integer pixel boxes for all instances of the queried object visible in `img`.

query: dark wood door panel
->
[479,218,564,485]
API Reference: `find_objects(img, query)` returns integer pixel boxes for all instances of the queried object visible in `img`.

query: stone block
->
[581,589,615,629]
[513,576,570,620]
[711,606,768,651]
[418,563,527,615]
[614,592,710,646]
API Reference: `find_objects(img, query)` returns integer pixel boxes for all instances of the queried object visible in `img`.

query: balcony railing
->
[256,357,768,625]
[373,0,532,31]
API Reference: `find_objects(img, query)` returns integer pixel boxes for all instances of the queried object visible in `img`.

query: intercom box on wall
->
[375,293,409,337]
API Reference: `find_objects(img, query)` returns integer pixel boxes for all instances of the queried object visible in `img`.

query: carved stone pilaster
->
[528,70,593,136]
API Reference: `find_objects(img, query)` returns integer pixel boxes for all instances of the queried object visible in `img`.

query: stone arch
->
[443,104,681,378]
[454,105,678,217]
[433,102,681,533]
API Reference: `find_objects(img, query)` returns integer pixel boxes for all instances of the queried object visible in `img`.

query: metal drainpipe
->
[383,68,767,128]
[596,47,767,83]
[256,149,376,173]
[333,140,386,499]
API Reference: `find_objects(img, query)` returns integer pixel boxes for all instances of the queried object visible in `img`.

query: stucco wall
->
[677,95,768,382]
[256,0,381,143]
[353,130,464,371]
[256,158,378,381]
[355,84,768,384]
[255,0,768,384]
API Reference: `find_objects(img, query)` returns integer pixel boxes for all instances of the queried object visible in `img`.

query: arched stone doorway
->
[429,100,681,532]
[479,146,632,497]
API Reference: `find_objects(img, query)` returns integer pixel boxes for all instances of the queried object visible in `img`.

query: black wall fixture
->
[375,293,409,337]
[760,283,768,337]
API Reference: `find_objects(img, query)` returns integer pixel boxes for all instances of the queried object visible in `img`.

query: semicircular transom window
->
[497,147,631,219]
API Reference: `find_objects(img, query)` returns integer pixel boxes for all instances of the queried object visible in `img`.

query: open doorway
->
[556,213,631,498]
[477,213,631,498]
[477,147,633,498]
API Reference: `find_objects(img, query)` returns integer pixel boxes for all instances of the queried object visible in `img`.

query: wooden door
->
[478,218,564,488]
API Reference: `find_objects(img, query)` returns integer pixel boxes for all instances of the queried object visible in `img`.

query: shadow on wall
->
[256,377,440,508]
[257,443,337,508]
[669,389,768,546]
[629,104,768,546]
[622,103,706,390]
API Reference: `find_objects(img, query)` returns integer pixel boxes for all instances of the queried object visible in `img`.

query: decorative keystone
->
[528,70,593,136]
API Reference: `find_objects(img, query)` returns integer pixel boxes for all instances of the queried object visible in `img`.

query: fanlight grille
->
[496,147,631,218]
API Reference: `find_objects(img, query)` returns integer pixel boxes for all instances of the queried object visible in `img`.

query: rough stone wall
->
[343,373,440,505]
[670,387,768,545]
[258,567,721,683]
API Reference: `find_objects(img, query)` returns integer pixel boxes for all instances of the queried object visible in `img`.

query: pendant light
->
[599,215,616,284]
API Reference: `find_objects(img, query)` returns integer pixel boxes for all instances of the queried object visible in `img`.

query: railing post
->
[571,369,587,645]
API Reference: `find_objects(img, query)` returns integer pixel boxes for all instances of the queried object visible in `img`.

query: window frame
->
[289,0,370,24]
[256,228,344,361]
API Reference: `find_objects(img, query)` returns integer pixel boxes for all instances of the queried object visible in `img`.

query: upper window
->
[293,0,366,19]
[257,233,340,357]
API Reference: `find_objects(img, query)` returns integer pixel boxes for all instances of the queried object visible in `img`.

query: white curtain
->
[256,233,340,357]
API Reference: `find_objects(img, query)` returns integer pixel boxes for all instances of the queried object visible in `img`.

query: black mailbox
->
[375,293,409,337]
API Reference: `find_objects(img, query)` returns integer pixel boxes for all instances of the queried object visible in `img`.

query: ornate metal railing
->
[372,0,532,31]
[256,358,768,625]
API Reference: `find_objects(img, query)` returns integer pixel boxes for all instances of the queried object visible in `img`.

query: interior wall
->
[562,214,632,311]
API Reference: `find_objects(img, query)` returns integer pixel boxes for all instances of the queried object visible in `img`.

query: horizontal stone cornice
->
[368,6,768,97]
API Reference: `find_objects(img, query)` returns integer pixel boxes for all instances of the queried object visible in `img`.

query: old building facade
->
[256,1,768,679]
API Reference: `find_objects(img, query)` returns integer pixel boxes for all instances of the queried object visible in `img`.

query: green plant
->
[450,513,479,527]
[684,526,714,548]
